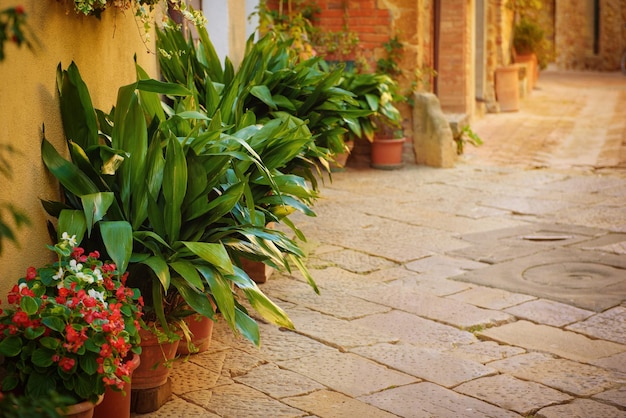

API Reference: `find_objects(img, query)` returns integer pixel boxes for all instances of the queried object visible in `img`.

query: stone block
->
[412,92,457,168]
[504,299,594,327]
[565,306,626,345]
[479,320,626,362]
[283,390,398,418]
[358,382,520,417]
[277,351,417,397]
[490,352,622,396]
[456,374,572,415]
[234,364,325,399]
[536,399,626,418]
[352,343,497,387]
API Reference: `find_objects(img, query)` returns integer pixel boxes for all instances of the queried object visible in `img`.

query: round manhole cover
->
[522,262,625,289]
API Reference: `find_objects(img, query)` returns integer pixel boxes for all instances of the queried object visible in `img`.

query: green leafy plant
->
[42,61,311,346]
[156,20,357,177]
[0,234,142,405]
[455,125,483,155]
[0,144,30,255]
[338,71,402,142]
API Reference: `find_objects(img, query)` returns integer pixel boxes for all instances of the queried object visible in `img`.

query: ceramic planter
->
[132,328,180,390]
[370,137,405,169]
[93,353,140,418]
[61,395,103,418]
[178,314,215,355]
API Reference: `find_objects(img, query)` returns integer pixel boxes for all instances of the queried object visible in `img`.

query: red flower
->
[12,311,30,327]
[58,357,75,372]
[14,5,25,14]
[88,250,100,259]
[25,267,37,281]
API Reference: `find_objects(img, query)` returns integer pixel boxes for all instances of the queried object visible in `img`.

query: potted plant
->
[513,17,548,90]
[338,70,404,169]
[0,233,142,416]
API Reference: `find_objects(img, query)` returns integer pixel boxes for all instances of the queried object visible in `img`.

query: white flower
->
[69,259,83,273]
[92,268,103,283]
[53,267,64,281]
[18,283,27,292]
[61,232,78,247]
[76,271,94,284]
[88,289,107,306]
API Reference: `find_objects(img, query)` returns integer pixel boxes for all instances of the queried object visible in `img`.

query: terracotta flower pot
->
[132,328,180,390]
[178,314,215,355]
[370,137,405,170]
[93,353,141,418]
[61,395,103,418]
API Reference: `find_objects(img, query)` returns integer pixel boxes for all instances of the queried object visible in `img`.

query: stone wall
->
[0,0,160,297]
[555,0,625,71]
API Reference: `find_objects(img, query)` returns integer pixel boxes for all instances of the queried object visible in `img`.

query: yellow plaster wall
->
[0,0,159,297]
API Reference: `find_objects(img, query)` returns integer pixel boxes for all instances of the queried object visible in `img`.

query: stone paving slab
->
[134,395,220,417]
[593,386,626,409]
[446,286,536,310]
[283,390,400,418]
[276,351,418,397]
[284,306,399,349]
[489,352,623,396]
[447,242,547,264]
[170,357,222,395]
[234,363,326,399]
[455,374,573,415]
[404,254,489,278]
[566,306,626,345]
[479,320,626,362]
[352,280,514,329]
[352,343,497,387]
[442,341,526,364]
[453,248,626,311]
[574,233,626,255]
[457,223,607,246]
[185,384,305,418]
[504,298,595,327]
[536,398,626,418]
[351,309,478,349]
[479,195,575,216]
[391,276,474,297]
[591,352,626,374]
[263,276,392,320]
[358,382,521,417]
[317,248,397,273]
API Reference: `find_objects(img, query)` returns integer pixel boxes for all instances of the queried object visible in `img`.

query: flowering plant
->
[0,234,143,405]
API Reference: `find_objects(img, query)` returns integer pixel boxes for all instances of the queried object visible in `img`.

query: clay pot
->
[61,395,103,418]
[132,328,180,390]
[178,314,215,355]
[93,353,141,418]
[370,137,405,169]
[495,65,520,112]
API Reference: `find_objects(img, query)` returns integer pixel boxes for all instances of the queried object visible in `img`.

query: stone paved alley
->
[136,70,626,418]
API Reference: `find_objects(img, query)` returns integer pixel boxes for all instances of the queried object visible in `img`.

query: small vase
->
[371,137,405,169]
[93,353,141,418]
[178,314,215,355]
[60,395,103,418]
[132,328,180,390]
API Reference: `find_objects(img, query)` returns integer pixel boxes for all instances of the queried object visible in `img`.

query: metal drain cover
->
[452,248,626,312]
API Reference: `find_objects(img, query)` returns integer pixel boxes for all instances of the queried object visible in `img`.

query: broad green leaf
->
[230,267,294,329]
[41,316,65,332]
[136,79,191,96]
[0,336,22,356]
[196,265,235,330]
[81,192,114,236]
[141,256,171,291]
[170,260,204,291]
[20,295,38,315]
[250,85,276,109]
[234,307,260,347]
[182,242,234,275]
[101,221,133,273]
[163,136,187,242]
[32,348,54,367]
[170,275,215,319]
[41,137,99,197]
[58,209,87,245]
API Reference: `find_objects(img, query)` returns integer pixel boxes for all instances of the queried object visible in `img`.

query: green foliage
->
[376,36,403,77]
[0,391,71,418]
[455,126,483,155]
[42,61,317,346]
[338,71,402,142]
[156,20,357,170]
[513,18,544,54]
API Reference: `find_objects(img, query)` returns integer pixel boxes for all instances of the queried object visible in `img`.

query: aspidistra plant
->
[41,62,316,345]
